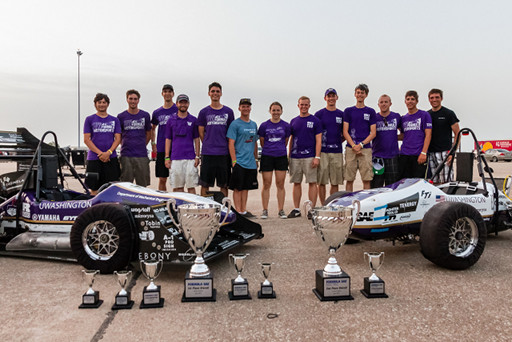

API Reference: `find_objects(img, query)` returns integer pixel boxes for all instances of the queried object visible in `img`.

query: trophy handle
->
[303,200,313,220]
[154,260,163,280]
[166,199,178,225]
[351,200,361,226]
[139,260,146,278]
[220,197,232,226]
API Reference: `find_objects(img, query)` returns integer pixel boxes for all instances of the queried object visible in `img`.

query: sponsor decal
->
[22,203,30,218]
[117,191,162,202]
[32,213,60,221]
[436,195,445,203]
[400,214,412,221]
[138,252,172,261]
[357,212,374,222]
[384,193,419,216]
[162,235,175,251]
[445,196,486,204]
[6,207,16,216]
[370,228,389,233]
[38,200,92,210]
[420,190,432,199]
[139,231,155,241]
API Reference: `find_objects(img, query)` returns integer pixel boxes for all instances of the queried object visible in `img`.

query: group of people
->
[83,82,460,219]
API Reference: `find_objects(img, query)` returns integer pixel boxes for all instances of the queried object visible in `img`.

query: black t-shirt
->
[428,106,459,152]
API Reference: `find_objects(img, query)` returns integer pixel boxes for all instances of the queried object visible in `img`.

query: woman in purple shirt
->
[258,102,291,219]
[83,93,121,195]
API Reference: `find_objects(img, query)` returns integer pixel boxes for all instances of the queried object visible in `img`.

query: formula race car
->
[324,128,512,270]
[0,130,262,273]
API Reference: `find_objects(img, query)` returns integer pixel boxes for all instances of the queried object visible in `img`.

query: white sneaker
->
[261,209,268,219]
[279,210,287,219]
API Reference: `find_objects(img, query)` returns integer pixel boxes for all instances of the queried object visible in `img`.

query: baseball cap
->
[176,94,189,102]
[372,157,385,176]
[162,84,174,91]
[325,88,337,96]
[239,98,252,105]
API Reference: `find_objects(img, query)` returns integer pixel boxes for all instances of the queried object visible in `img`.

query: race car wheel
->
[492,156,498,162]
[71,203,134,273]
[420,202,486,270]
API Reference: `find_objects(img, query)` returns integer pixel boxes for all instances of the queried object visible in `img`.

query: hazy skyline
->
[1,0,511,151]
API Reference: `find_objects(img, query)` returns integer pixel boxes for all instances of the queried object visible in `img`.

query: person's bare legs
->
[201,186,209,196]
[240,190,248,213]
[318,184,326,205]
[293,183,302,208]
[220,187,228,197]
[173,187,185,192]
[261,171,273,210]
[330,184,339,195]
[308,183,318,207]
[363,181,371,189]
[187,187,196,194]
[346,180,354,192]
[275,170,286,211]
[158,177,167,191]
[233,189,242,212]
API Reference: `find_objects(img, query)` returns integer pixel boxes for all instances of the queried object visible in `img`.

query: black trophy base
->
[182,271,216,302]
[139,285,165,309]
[258,282,276,299]
[228,279,251,300]
[361,277,388,298]
[112,300,134,310]
[79,292,103,309]
[313,270,354,301]
[112,293,134,310]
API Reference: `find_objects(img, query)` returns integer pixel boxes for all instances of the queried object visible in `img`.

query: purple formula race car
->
[322,128,512,270]
[0,130,262,273]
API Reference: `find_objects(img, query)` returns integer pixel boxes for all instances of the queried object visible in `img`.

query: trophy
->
[228,253,251,300]
[167,197,231,302]
[304,200,360,301]
[79,270,103,309]
[139,259,164,308]
[257,262,276,299]
[112,270,134,310]
[361,252,388,298]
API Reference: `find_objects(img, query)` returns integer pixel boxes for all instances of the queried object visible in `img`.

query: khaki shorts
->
[289,157,318,184]
[170,159,199,189]
[344,148,373,182]
[120,156,151,187]
[318,152,344,185]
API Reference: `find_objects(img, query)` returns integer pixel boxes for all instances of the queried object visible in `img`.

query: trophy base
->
[229,279,251,300]
[112,301,135,310]
[79,292,103,309]
[258,282,276,299]
[139,285,165,309]
[361,277,388,298]
[79,300,103,309]
[313,270,354,301]
[182,271,216,302]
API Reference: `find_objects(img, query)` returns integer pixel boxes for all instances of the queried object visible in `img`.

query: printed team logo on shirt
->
[266,127,284,142]
[364,113,370,121]
[307,121,314,128]
[158,114,171,126]
[207,113,229,126]
[92,121,116,133]
[187,121,192,126]
[123,118,146,130]
[336,117,342,124]
[377,118,397,131]
[403,118,422,132]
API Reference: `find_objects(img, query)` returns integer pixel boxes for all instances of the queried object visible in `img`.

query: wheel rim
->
[82,220,120,260]
[448,217,478,257]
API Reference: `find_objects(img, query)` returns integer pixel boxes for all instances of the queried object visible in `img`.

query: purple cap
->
[325,88,337,96]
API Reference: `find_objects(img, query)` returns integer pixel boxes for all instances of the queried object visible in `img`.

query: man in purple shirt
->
[343,84,377,192]
[287,96,322,218]
[315,88,344,205]
[399,90,432,179]
[117,89,152,187]
[371,95,402,188]
[164,94,200,193]
[151,84,178,191]
[83,93,121,195]
[197,82,235,197]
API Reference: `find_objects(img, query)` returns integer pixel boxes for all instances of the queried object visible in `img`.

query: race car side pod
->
[431,127,500,234]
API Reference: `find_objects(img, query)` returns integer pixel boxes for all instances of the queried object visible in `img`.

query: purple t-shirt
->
[400,110,433,156]
[315,108,344,153]
[83,114,121,161]
[165,113,199,160]
[290,115,322,159]
[343,106,377,148]
[372,112,402,159]
[151,104,178,152]
[197,105,235,155]
[117,110,152,158]
[258,119,291,158]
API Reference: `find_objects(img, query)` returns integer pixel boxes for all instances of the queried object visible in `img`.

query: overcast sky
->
[1,0,511,150]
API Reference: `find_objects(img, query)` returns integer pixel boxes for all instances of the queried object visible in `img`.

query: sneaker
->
[287,209,301,218]
[261,209,268,219]
[243,211,256,218]
[278,210,287,219]
[307,210,312,220]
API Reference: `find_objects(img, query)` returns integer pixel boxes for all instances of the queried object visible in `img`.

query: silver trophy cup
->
[140,259,163,291]
[114,270,131,297]
[82,269,99,296]
[167,197,232,278]
[261,263,273,286]
[365,252,385,281]
[304,200,360,277]
[230,253,249,283]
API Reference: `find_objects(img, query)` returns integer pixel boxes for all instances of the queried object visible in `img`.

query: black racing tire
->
[420,201,486,270]
[324,191,349,206]
[70,203,134,273]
